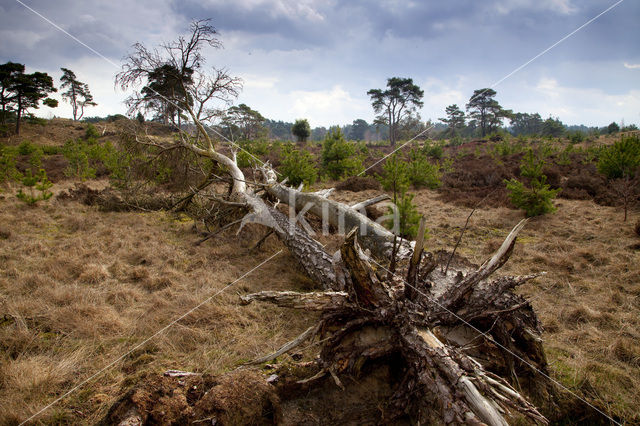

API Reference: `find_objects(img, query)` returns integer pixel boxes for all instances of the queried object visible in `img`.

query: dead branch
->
[350,194,390,210]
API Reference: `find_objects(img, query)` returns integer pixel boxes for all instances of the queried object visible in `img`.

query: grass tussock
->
[0,188,315,424]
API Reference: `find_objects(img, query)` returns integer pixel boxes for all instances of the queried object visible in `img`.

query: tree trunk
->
[264,182,413,259]
[15,95,21,135]
[103,114,554,425]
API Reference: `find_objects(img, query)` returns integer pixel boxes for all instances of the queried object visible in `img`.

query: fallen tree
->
[104,20,555,425]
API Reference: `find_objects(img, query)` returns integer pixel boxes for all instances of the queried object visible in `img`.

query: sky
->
[1,0,639,128]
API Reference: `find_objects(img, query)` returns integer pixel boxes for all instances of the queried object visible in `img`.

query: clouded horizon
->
[1,0,638,128]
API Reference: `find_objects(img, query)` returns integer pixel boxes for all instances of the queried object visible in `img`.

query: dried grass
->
[0,191,315,424]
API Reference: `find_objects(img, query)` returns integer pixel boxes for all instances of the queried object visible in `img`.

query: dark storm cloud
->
[168,0,639,85]
[0,0,183,67]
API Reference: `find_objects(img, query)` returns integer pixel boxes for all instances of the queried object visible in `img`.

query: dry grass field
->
[1,120,639,424]
[0,182,318,424]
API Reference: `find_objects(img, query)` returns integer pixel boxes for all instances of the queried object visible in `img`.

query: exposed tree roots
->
[104,108,558,424]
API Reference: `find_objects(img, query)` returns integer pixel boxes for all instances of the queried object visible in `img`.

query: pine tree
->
[60,68,97,121]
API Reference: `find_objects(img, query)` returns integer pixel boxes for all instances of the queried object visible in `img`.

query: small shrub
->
[0,146,21,183]
[103,142,133,189]
[597,135,640,180]
[42,145,62,155]
[63,139,96,180]
[278,146,318,187]
[321,128,363,179]
[555,145,574,166]
[26,116,47,126]
[407,148,441,189]
[236,139,271,168]
[488,132,504,142]
[335,176,380,192]
[106,114,127,122]
[422,141,443,159]
[505,148,560,217]
[18,141,37,156]
[378,154,410,194]
[505,177,560,217]
[492,138,527,158]
[581,146,600,165]
[28,146,44,169]
[378,153,422,238]
[16,169,53,205]
[63,138,113,180]
[537,141,557,159]
[392,193,422,239]
[85,124,101,140]
[597,135,640,221]
[449,135,464,146]
[569,131,585,144]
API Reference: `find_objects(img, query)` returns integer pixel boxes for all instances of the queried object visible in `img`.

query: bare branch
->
[240,291,350,310]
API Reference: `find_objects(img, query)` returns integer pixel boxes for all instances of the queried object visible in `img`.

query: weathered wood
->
[265,182,413,259]
[340,229,390,308]
[245,324,319,365]
[350,194,390,210]
[240,290,349,310]
[406,216,427,298]
[439,218,528,309]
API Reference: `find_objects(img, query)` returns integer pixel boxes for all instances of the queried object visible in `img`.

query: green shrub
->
[449,135,464,146]
[18,141,37,156]
[378,155,421,239]
[378,154,410,194]
[581,145,600,165]
[439,156,454,173]
[537,141,557,159]
[422,141,444,159]
[102,142,133,189]
[555,145,574,166]
[16,169,52,205]
[0,146,21,183]
[505,177,560,217]
[28,146,44,169]
[407,148,441,189]
[389,193,422,239]
[505,148,560,217]
[491,139,525,157]
[26,116,47,126]
[41,145,62,155]
[597,135,640,179]
[321,128,363,179]
[236,138,270,168]
[85,124,100,140]
[63,138,99,180]
[569,131,585,144]
[279,146,318,187]
[488,132,505,142]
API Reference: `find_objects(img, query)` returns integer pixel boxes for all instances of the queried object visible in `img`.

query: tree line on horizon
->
[2,60,635,142]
